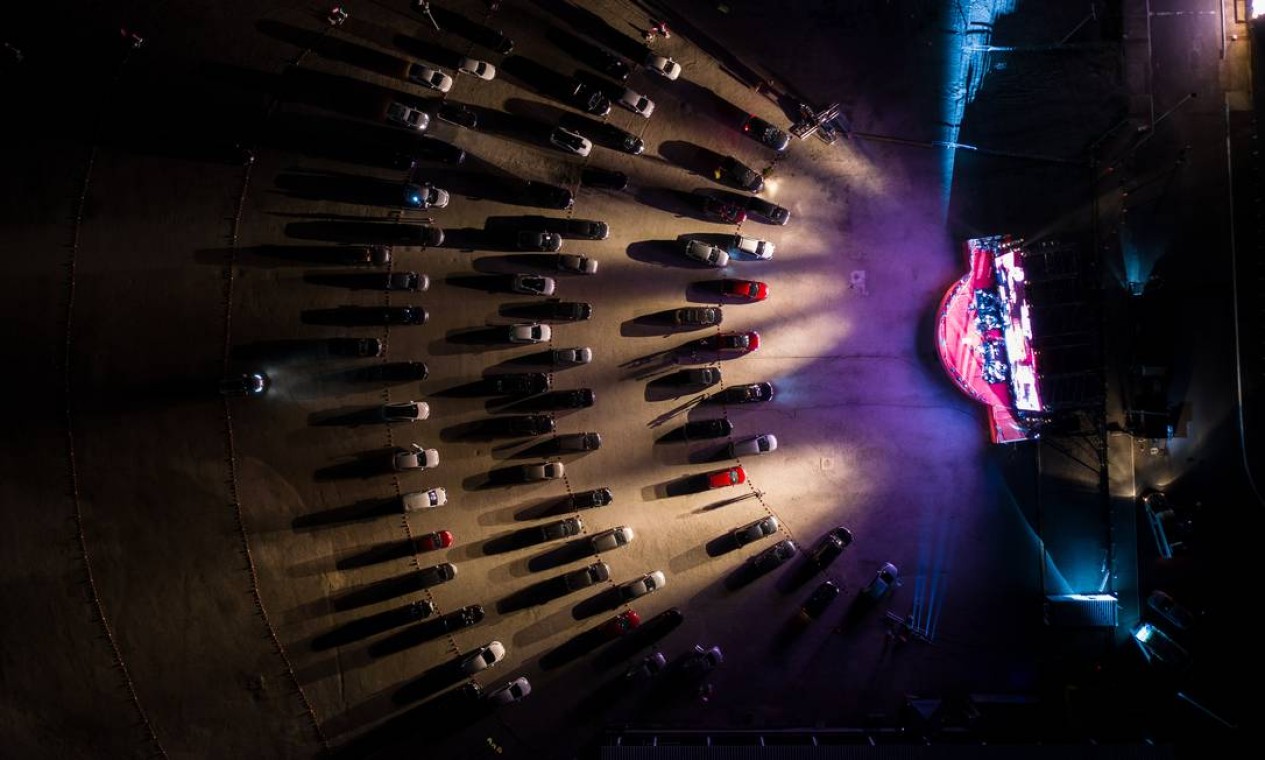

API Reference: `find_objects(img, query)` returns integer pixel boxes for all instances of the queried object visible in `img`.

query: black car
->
[566,81,612,116]
[717,156,764,193]
[374,271,427,291]
[437,101,478,129]
[575,41,630,81]
[801,581,841,619]
[330,337,384,357]
[674,307,722,327]
[563,561,611,590]
[542,301,593,322]
[580,121,644,155]
[683,418,734,440]
[745,195,790,225]
[489,372,552,396]
[370,306,428,325]
[220,372,268,397]
[750,539,798,573]
[438,604,486,632]
[417,562,457,587]
[557,432,602,451]
[360,361,428,382]
[413,136,466,165]
[519,181,574,210]
[741,114,791,152]
[539,516,584,542]
[516,216,609,240]
[555,388,596,409]
[581,167,628,191]
[569,487,613,509]
[712,382,774,404]
[809,527,854,569]
[504,414,556,436]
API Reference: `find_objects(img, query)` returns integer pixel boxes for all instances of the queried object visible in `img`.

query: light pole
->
[414,1,440,31]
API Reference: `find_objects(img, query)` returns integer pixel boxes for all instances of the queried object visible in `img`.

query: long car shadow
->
[310,601,435,651]
[291,497,400,530]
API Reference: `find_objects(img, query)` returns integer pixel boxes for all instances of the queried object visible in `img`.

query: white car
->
[508,323,552,344]
[644,54,681,80]
[556,254,598,275]
[460,641,506,675]
[550,127,592,157]
[522,461,565,481]
[402,487,447,511]
[684,239,729,268]
[458,57,496,80]
[381,401,430,422]
[728,434,778,457]
[616,88,655,118]
[731,234,775,259]
[386,101,430,131]
[486,676,531,705]
[393,444,439,471]
[512,273,557,296]
[620,570,666,600]
[407,64,453,93]
[590,526,634,552]
[404,182,449,210]
[551,347,592,366]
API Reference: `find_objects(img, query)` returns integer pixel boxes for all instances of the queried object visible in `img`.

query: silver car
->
[728,434,778,457]
[684,239,729,268]
[508,323,552,344]
[733,515,779,546]
[512,274,557,296]
[590,526,634,552]
[386,101,430,131]
[402,488,447,511]
[730,234,775,259]
[620,570,666,600]
[460,641,506,674]
[486,676,531,705]
[551,347,593,366]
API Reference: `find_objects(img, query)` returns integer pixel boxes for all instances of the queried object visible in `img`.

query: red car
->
[721,279,768,301]
[416,530,454,551]
[702,198,747,224]
[705,466,746,489]
[700,331,760,354]
[599,609,642,640]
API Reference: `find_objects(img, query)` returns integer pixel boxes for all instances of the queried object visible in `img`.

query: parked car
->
[220,372,268,397]
[416,562,457,587]
[585,122,645,155]
[684,418,733,440]
[517,230,564,252]
[542,301,593,321]
[574,40,630,81]
[460,641,506,675]
[1147,589,1198,631]
[742,114,791,152]
[750,539,798,573]
[721,278,769,301]
[734,515,779,546]
[557,432,602,451]
[411,137,466,166]
[386,101,429,131]
[415,530,453,551]
[581,167,629,191]
[746,195,791,225]
[508,323,552,344]
[566,81,612,116]
[590,525,634,552]
[485,676,532,705]
[620,571,666,600]
[564,561,611,590]
[616,88,655,117]
[675,306,722,327]
[362,361,429,381]
[380,400,430,422]
[808,526,854,569]
[402,182,449,210]
[551,347,593,366]
[402,487,447,511]
[1131,621,1191,668]
[371,306,428,325]
[503,414,556,437]
[730,235,775,259]
[682,644,723,678]
[712,382,774,404]
[599,609,642,640]
[437,101,478,129]
[346,244,392,266]
[702,197,747,224]
[330,337,384,357]
[801,581,841,619]
[512,273,557,296]
[519,181,574,210]
[394,444,439,471]
[489,372,551,395]
[705,466,746,489]
[520,216,610,240]
[556,254,598,274]
[554,388,596,408]
[729,434,777,457]
[439,604,485,632]
[374,271,429,291]
[861,562,900,600]
[717,156,764,193]
[569,487,613,509]
[625,651,667,680]
[407,64,453,92]
[644,53,681,80]
[522,461,566,482]
[698,331,760,354]
[537,516,582,541]
[684,239,729,268]
[550,127,593,157]
[682,367,721,386]
[458,57,496,80]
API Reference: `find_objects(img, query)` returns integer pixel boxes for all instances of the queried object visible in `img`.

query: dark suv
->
[717,156,764,193]
[518,181,574,210]
[489,372,552,396]
[518,216,609,240]
[542,301,593,321]
[809,527,854,569]
[745,196,790,225]
[741,115,791,152]
[566,81,612,116]
[504,414,556,437]
[569,487,613,509]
